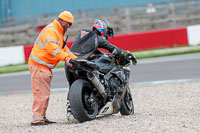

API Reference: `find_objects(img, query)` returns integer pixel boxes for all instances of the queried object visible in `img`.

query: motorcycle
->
[68,52,136,123]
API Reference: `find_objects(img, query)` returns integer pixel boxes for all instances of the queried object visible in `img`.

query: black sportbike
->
[68,53,136,123]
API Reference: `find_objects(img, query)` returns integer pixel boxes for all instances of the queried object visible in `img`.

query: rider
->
[65,19,137,122]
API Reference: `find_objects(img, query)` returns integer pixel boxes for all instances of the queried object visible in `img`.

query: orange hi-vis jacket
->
[28,19,77,70]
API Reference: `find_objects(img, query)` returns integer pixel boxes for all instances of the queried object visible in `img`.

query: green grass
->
[0,62,65,74]
[135,48,200,59]
[0,64,28,74]
[0,66,28,74]
[0,47,200,74]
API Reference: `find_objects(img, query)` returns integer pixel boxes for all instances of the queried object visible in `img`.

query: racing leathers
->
[70,29,123,59]
[64,29,126,86]
[64,29,137,122]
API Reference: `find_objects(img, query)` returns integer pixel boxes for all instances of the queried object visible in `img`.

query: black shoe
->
[45,119,56,124]
[31,121,48,126]
[31,119,56,126]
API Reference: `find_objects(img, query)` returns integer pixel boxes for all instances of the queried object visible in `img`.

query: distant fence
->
[1,0,200,47]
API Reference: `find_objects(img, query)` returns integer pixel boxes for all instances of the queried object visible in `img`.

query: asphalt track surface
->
[0,53,200,94]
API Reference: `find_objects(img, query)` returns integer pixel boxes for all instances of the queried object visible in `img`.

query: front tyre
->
[120,87,134,115]
[69,79,98,123]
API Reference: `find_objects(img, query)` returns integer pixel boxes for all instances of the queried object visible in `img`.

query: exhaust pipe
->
[87,72,107,103]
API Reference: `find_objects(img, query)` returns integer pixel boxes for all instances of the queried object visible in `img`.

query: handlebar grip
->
[132,60,137,65]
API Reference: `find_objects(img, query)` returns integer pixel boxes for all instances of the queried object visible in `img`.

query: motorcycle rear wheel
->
[69,79,98,123]
[120,87,134,115]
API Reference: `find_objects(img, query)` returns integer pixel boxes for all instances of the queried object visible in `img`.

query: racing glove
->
[112,48,137,65]
[126,52,137,65]
[112,48,126,57]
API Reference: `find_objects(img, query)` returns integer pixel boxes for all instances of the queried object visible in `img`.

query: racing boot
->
[66,100,74,123]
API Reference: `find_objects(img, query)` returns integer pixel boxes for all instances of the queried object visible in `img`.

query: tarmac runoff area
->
[0,79,200,133]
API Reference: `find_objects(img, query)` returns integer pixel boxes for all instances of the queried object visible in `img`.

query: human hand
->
[66,58,72,67]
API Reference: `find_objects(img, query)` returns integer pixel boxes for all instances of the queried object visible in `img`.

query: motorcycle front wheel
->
[69,79,98,123]
[120,87,134,115]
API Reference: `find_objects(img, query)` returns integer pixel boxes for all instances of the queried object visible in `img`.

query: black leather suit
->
[65,29,123,86]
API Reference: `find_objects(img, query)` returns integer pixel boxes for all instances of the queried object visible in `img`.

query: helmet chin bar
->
[107,27,114,38]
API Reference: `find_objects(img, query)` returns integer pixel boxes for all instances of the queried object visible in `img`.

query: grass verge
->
[0,47,200,74]
[0,62,65,74]
[135,48,200,59]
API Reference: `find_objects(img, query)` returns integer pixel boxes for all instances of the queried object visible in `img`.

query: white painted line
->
[51,88,69,92]
[0,87,69,96]
[130,79,200,87]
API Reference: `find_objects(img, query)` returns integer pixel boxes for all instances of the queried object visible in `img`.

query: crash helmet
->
[93,19,114,39]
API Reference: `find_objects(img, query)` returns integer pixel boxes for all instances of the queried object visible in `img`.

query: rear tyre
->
[69,79,98,123]
[120,87,134,115]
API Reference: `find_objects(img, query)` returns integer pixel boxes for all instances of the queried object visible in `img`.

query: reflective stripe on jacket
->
[28,19,77,70]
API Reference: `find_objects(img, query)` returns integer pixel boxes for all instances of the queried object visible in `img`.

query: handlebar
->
[114,52,137,66]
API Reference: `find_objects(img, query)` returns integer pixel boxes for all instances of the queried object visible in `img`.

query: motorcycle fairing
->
[89,54,115,73]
